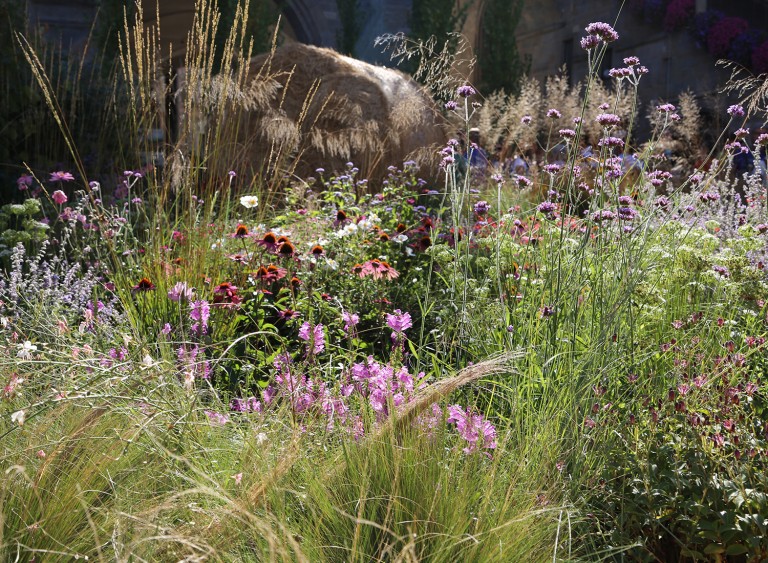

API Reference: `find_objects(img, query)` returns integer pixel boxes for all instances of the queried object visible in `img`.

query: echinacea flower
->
[256,231,279,252]
[253,264,287,283]
[277,308,300,320]
[132,277,156,292]
[278,239,297,257]
[213,282,242,307]
[232,224,250,238]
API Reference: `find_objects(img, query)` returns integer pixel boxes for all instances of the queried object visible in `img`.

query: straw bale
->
[244,42,447,185]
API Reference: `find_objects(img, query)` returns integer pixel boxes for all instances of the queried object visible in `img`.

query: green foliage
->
[335,0,363,57]
[409,0,470,47]
[214,0,281,65]
[478,0,529,95]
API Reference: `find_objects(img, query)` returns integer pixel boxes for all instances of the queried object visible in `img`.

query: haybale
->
[243,43,447,185]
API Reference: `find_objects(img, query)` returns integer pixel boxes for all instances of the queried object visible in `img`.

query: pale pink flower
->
[51,190,68,205]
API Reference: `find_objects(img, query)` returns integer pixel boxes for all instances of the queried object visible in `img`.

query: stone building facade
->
[26,0,768,104]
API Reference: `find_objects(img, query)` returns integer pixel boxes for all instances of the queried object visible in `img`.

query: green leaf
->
[725,544,749,556]
[703,544,725,555]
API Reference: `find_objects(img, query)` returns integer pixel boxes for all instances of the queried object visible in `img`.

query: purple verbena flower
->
[537,201,557,215]
[598,136,625,149]
[596,113,621,127]
[457,85,476,98]
[580,34,601,50]
[474,200,491,215]
[727,104,745,117]
[585,22,619,42]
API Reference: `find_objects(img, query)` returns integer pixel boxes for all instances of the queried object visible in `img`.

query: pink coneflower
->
[256,231,279,252]
[228,253,250,265]
[253,264,287,283]
[213,282,242,307]
[132,277,156,292]
[232,224,250,238]
[277,238,297,258]
[334,209,349,227]
[277,308,300,320]
[354,259,396,280]
[49,171,75,182]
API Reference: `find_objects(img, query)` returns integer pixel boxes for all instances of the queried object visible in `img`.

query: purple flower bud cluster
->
[457,85,476,98]
[598,136,625,149]
[474,200,491,215]
[581,22,619,50]
[596,113,621,127]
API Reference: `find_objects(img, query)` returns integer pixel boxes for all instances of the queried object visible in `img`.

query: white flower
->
[11,410,26,426]
[240,195,259,208]
[324,258,339,271]
[141,353,157,369]
[16,341,37,359]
